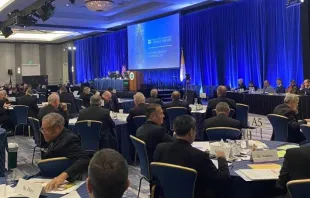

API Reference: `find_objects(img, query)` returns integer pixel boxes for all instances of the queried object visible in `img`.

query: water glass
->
[5,170,16,187]
[119,109,124,114]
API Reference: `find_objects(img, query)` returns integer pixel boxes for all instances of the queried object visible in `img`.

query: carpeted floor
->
[8,113,273,198]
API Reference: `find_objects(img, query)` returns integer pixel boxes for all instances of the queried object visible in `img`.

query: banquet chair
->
[300,125,310,140]
[205,127,241,141]
[75,121,102,153]
[38,93,47,104]
[267,114,289,142]
[212,109,235,118]
[130,135,151,198]
[75,98,84,112]
[133,116,147,129]
[287,179,310,198]
[28,117,41,164]
[38,157,73,178]
[150,162,197,198]
[236,103,257,139]
[13,105,29,137]
[166,107,188,130]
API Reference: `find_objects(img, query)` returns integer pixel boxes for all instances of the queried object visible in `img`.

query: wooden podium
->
[129,71,144,91]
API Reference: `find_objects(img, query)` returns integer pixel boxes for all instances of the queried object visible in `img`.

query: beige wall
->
[0,43,69,85]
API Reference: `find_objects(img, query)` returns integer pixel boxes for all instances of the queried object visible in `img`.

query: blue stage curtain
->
[75,30,127,83]
[182,0,303,88]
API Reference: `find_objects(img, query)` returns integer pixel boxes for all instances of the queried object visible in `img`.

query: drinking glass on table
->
[112,112,117,119]
[119,109,124,114]
[5,170,16,187]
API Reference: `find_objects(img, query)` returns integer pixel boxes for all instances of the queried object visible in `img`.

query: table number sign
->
[251,150,279,163]
[15,179,47,198]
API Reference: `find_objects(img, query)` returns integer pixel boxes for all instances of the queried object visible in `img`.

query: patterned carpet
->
[8,113,273,198]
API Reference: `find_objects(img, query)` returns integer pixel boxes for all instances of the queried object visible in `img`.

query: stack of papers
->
[235,169,280,181]
[248,163,281,170]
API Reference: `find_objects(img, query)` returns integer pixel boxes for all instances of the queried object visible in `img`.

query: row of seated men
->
[237,78,310,95]
[22,104,310,198]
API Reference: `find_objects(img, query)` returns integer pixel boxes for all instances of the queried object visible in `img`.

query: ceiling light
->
[1,27,13,38]
[68,47,72,50]
[13,15,37,27]
[84,0,114,12]
[73,47,76,50]
[0,0,15,12]
[36,3,55,21]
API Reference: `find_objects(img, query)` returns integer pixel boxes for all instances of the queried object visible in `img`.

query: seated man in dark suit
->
[136,104,174,162]
[276,146,310,196]
[41,113,90,192]
[203,102,242,139]
[299,79,310,95]
[107,87,120,112]
[237,78,246,90]
[38,93,69,127]
[59,86,78,114]
[154,115,231,198]
[126,92,148,123]
[164,91,191,114]
[17,89,39,118]
[273,93,307,143]
[78,95,116,149]
[79,87,92,108]
[87,149,129,198]
[206,85,236,119]
[101,91,113,111]
[146,89,164,107]
[275,78,286,94]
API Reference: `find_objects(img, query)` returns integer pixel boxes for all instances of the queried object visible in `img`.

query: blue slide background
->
[128,14,180,70]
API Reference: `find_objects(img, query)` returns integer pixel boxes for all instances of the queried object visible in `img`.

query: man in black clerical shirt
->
[164,91,191,114]
[17,89,39,118]
[146,89,164,107]
[136,104,174,162]
[154,115,230,198]
[42,113,89,192]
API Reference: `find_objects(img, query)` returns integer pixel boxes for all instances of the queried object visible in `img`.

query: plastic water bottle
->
[194,98,198,108]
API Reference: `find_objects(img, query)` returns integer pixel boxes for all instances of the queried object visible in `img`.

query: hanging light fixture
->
[84,0,114,12]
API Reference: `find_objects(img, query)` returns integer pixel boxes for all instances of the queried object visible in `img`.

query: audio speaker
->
[8,69,13,76]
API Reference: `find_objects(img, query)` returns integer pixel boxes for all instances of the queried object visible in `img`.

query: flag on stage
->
[180,49,186,81]
[121,65,126,76]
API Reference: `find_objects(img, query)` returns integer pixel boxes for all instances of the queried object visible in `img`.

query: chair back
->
[13,105,29,125]
[75,98,83,111]
[38,93,47,104]
[166,107,188,130]
[212,109,235,117]
[151,162,197,198]
[0,128,7,177]
[75,121,102,152]
[205,127,241,141]
[130,135,150,180]
[267,114,289,142]
[38,157,73,178]
[287,179,310,198]
[236,103,249,127]
[300,124,310,140]
[133,116,147,129]
[28,117,41,146]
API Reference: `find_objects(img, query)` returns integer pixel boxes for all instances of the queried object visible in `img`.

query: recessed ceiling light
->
[0,0,15,12]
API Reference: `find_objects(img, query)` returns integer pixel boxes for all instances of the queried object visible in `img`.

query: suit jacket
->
[59,92,78,114]
[78,105,115,135]
[126,103,148,123]
[206,96,236,119]
[38,104,69,127]
[299,87,310,95]
[286,85,298,94]
[203,114,242,136]
[17,95,39,118]
[163,100,191,115]
[136,121,174,162]
[111,93,120,112]
[277,147,310,195]
[275,85,286,94]
[146,97,164,107]
[237,83,246,90]
[153,139,230,198]
[79,93,92,107]
[42,128,90,181]
[273,103,306,143]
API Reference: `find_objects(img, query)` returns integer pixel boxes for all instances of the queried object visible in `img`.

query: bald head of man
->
[171,91,181,101]
[217,86,227,97]
[150,89,158,98]
[102,91,112,102]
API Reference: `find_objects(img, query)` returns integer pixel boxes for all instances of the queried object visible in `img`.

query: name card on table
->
[15,179,47,198]
[251,150,279,163]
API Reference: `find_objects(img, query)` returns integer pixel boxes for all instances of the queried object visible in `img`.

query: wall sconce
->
[17,67,21,74]
[71,66,74,73]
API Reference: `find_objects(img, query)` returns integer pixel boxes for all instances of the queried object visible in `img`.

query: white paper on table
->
[28,179,85,195]
[69,118,78,124]
[235,170,252,182]
[60,190,81,198]
[211,159,232,169]
[236,169,280,181]
[192,142,210,152]
[0,184,24,198]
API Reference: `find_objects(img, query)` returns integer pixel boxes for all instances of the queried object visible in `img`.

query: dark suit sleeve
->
[126,109,134,123]
[206,107,214,119]
[153,144,162,162]
[59,108,69,127]
[286,111,306,132]
[200,154,230,182]
[277,152,290,194]
[37,108,44,121]
[32,99,39,115]
[64,136,90,181]
[105,111,115,129]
